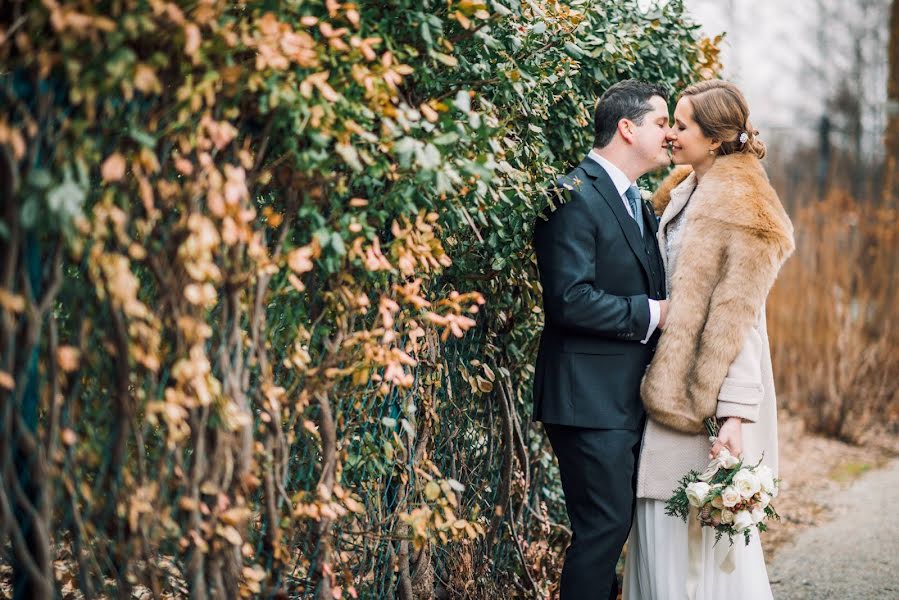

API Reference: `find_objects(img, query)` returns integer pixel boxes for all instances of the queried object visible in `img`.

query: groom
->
[532,80,672,599]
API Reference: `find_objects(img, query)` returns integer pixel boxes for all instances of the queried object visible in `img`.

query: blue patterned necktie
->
[625,185,643,236]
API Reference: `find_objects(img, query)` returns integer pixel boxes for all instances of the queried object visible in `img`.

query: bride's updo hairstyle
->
[681,80,766,160]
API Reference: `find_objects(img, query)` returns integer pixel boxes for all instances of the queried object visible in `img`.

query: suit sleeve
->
[535,189,650,341]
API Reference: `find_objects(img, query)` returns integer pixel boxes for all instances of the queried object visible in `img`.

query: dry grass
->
[767,186,898,443]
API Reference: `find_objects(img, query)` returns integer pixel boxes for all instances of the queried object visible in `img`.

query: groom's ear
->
[617,118,636,144]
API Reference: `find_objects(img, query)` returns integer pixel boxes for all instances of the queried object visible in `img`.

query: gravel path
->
[768,457,899,599]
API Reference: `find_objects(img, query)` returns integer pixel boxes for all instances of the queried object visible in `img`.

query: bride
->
[623,80,794,599]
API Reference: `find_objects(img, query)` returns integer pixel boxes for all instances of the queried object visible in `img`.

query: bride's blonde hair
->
[681,80,766,159]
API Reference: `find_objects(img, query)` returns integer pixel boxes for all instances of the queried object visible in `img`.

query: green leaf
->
[564,42,584,58]
[336,143,363,172]
[129,127,157,148]
[433,132,460,146]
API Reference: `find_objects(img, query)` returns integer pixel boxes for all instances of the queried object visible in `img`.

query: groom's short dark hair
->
[593,80,669,148]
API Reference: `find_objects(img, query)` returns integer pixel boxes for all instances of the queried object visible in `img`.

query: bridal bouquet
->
[665,419,780,545]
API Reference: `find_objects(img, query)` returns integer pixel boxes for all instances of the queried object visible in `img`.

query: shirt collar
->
[587,150,633,196]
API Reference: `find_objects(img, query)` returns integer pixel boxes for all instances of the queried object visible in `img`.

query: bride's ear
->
[709,139,722,153]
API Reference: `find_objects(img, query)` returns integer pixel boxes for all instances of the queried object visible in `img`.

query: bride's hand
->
[709,417,743,459]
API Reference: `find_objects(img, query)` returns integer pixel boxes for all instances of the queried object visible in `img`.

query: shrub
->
[0,0,714,596]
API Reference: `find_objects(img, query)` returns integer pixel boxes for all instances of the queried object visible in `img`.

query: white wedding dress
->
[622,499,774,599]
[622,185,774,600]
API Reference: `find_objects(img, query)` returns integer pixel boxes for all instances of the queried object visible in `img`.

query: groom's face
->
[630,95,673,171]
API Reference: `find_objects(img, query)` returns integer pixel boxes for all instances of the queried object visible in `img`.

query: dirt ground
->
[763,413,898,558]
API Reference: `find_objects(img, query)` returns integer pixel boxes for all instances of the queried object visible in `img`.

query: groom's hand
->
[657,300,669,329]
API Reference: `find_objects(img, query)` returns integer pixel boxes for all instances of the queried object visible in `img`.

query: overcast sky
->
[645,0,891,160]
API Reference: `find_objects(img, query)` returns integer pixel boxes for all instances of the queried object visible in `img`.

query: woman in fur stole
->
[623,80,795,599]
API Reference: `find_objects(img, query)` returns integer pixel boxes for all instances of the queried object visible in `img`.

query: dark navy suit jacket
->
[532,157,666,430]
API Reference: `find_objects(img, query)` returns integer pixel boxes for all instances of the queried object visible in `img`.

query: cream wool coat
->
[636,154,794,501]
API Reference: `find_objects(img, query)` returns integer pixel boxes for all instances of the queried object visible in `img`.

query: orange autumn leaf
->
[0,121,26,160]
[101,153,127,182]
[0,289,25,313]
[184,23,201,57]
[56,346,81,372]
[287,246,315,274]
[134,64,163,95]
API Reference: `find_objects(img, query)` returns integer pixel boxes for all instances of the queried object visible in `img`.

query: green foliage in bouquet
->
[0,0,720,596]
[665,453,781,547]
[664,469,702,521]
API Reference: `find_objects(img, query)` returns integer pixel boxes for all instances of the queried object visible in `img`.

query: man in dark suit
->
[532,80,673,599]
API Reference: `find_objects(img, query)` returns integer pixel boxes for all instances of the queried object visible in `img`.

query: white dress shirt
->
[587,150,660,344]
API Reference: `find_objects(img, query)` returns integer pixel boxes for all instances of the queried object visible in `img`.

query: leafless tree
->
[885,0,899,203]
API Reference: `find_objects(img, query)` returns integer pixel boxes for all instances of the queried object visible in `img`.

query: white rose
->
[758,491,771,509]
[720,508,735,524]
[686,482,712,507]
[717,448,741,469]
[751,507,766,524]
[733,469,761,499]
[733,510,754,532]
[720,486,741,508]
[756,465,776,494]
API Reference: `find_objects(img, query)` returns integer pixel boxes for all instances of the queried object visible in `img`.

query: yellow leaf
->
[139,147,160,173]
[424,481,440,501]
[179,497,199,511]
[465,522,479,539]
[453,11,471,29]
[219,525,243,546]
[221,507,252,526]
[476,376,493,393]
[184,283,217,306]
[242,565,267,582]
[420,103,439,123]
[343,496,364,513]
[433,52,458,67]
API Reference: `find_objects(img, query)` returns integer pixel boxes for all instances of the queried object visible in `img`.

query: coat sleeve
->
[715,319,764,422]
[534,188,650,341]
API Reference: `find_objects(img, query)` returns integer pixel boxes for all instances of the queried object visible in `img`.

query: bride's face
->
[670,97,717,168]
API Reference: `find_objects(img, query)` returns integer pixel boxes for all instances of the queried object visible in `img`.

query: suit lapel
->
[580,158,652,279]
